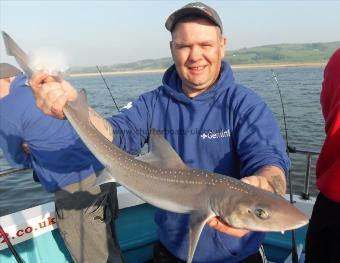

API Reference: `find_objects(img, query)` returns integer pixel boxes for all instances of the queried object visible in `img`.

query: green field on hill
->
[68,41,340,74]
[226,42,340,65]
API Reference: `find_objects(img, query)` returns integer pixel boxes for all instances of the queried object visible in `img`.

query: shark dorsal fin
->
[136,129,188,170]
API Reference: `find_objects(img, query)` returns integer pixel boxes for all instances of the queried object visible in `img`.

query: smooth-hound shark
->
[2,31,308,263]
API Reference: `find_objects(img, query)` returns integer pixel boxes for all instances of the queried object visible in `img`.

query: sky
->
[1,0,340,67]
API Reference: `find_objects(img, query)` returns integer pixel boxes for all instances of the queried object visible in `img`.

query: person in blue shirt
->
[0,63,123,262]
[30,2,289,263]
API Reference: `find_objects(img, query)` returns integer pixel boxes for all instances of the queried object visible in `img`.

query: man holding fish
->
[29,2,294,262]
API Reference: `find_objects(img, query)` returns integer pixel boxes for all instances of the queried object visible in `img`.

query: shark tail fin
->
[2,31,33,78]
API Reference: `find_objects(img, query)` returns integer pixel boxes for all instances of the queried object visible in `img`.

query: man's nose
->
[188,45,202,62]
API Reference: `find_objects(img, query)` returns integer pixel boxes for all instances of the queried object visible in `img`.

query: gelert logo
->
[121,102,133,110]
[200,129,230,140]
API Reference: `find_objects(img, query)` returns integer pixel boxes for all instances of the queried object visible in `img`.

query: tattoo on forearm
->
[254,166,287,196]
[267,174,286,196]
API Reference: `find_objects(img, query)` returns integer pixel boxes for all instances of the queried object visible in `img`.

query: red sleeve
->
[316,48,340,202]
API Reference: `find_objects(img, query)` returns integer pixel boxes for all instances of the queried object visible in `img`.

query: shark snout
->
[225,196,309,232]
[275,205,309,231]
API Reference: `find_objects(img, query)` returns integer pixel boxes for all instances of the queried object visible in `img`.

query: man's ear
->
[0,77,12,99]
[4,77,12,84]
[221,37,227,58]
[170,41,175,58]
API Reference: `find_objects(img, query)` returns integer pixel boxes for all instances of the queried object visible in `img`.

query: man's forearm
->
[88,107,114,142]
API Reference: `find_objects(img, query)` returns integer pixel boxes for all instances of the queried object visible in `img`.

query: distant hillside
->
[226,42,340,65]
[68,41,340,74]
[69,57,171,74]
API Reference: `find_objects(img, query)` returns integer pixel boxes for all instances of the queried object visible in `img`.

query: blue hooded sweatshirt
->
[108,61,290,262]
[0,74,103,192]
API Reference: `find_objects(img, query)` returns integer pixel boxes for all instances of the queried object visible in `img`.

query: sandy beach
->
[68,62,326,78]
[231,62,326,70]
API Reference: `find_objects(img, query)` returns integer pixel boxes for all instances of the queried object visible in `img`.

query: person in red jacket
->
[305,48,340,263]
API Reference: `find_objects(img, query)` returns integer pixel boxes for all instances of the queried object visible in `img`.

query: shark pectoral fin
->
[137,129,188,170]
[187,212,210,263]
[94,168,116,186]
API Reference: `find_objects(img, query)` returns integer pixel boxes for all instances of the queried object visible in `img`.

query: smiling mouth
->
[188,65,206,72]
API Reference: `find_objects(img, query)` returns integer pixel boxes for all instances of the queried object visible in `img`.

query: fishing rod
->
[271,70,294,201]
[96,65,120,112]
[271,69,299,263]
[0,225,23,263]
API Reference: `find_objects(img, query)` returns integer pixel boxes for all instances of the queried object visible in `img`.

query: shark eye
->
[254,208,269,219]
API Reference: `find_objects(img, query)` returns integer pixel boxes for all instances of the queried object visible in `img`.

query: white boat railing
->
[0,167,31,177]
